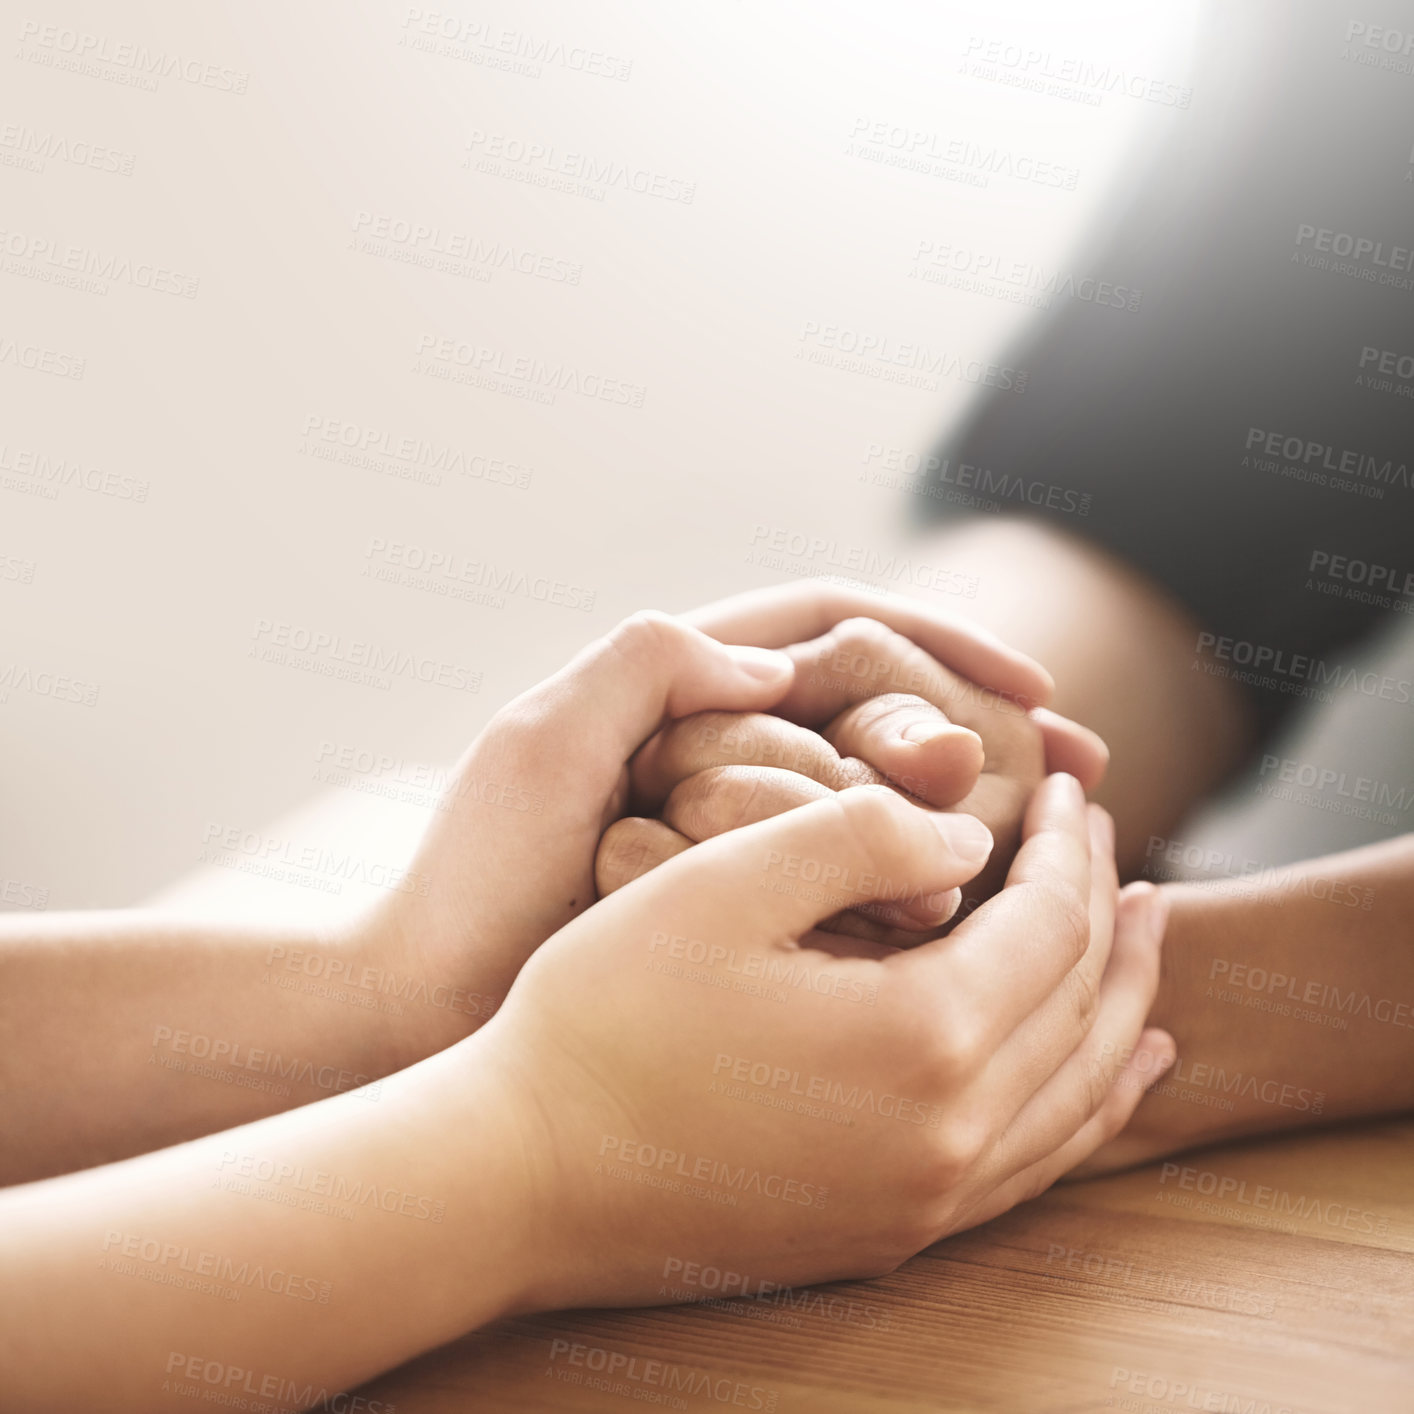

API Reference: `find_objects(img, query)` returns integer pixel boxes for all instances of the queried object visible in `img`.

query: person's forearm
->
[0,1028,533,1413]
[914,517,1253,873]
[0,910,479,1185]
[1079,833,1414,1172]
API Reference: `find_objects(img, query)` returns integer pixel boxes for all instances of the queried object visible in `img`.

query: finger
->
[961,1026,1176,1229]
[630,711,879,812]
[992,805,1120,1088]
[983,883,1168,1174]
[895,773,1092,1039]
[596,817,693,896]
[1032,708,1109,793]
[663,765,835,839]
[617,785,993,942]
[681,581,1054,709]
[663,766,955,929]
[826,897,961,943]
[597,807,951,942]
[496,612,794,793]
[821,694,984,808]
[768,619,1038,776]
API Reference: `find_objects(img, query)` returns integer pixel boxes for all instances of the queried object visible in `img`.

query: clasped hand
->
[363,584,1173,1311]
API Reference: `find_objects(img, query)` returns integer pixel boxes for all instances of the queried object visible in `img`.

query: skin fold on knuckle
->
[594,819,664,894]
[834,787,923,898]
[668,767,767,839]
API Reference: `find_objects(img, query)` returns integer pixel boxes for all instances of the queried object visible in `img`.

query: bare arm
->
[0,912,431,1185]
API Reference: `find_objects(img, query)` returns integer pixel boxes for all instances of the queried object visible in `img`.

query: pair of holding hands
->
[359,583,1175,1311]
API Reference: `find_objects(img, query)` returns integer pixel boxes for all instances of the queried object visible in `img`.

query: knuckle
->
[1064,959,1101,1035]
[849,691,937,730]
[933,1014,985,1081]
[1085,1052,1117,1118]
[836,784,915,876]
[609,609,687,663]
[1047,882,1092,966]
[833,615,894,647]
[826,617,898,667]
[928,1118,987,1189]
[1098,1083,1137,1141]
[671,767,763,838]
[594,819,659,892]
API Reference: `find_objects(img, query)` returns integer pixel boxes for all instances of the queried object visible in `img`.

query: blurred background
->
[3,0,1409,919]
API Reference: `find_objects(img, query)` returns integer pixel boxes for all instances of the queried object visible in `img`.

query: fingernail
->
[1134,1037,1176,1083]
[929,811,993,866]
[1145,888,1170,947]
[726,644,793,683]
[899,719,959,746]
[1050,772,1084,808]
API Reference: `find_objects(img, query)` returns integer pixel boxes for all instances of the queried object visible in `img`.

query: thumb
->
[494,610,794,777]
[623,784,994,943]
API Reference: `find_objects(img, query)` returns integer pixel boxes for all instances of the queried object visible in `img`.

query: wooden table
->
[357,1119,1414,1413]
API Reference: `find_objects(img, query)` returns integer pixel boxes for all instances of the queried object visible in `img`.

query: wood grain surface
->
[354,1118,1414,1413]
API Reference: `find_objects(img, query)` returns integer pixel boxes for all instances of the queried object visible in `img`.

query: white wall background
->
[21,0,1361,923]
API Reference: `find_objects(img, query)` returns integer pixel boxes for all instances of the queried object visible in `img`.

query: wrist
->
[342,899,487,1075]
[416,1022,567,1324]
